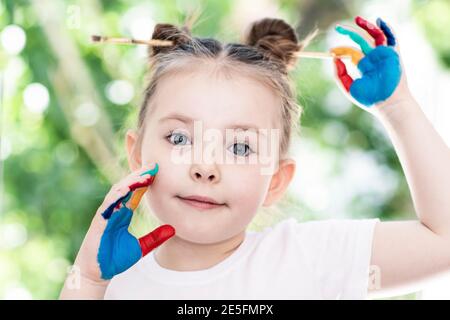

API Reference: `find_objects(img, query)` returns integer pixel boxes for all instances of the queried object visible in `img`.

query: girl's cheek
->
[226,165,272,204]
[141,135,173,165]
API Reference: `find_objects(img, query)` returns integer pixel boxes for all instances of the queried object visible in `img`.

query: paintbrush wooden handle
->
[295,51,350,59]
[91,35,173,47]
[91,35,350,60]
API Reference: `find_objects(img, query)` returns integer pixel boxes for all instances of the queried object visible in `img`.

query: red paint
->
[139,224,176,256]
[129,175,155,191]
[334,58,353,92]
[355,16,386,46]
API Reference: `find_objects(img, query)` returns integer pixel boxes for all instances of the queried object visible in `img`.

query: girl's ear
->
[126,129,142,171]
[263,158,296,207]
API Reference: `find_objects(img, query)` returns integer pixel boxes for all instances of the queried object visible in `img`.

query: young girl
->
[59,16,450,300]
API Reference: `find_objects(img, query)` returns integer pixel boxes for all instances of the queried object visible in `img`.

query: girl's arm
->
[331,16,450,297]
[369,96,450,297]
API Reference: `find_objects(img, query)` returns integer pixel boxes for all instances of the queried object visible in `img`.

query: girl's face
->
[129,67,290,244]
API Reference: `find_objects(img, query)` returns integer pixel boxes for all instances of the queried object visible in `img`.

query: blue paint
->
[350,45,401,106]
[376,18,396,46]
[98,206,142,280]
[102,194,128,219]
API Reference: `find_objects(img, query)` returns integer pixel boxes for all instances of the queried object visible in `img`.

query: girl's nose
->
[189,164,221,184]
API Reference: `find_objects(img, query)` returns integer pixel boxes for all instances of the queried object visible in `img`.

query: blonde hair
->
[136,17,315,158]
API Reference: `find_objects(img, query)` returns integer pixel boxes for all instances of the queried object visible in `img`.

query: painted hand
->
[331,16,402,107]
[97,163,175,280]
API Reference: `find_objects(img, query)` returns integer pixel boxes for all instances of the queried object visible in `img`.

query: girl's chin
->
[149,197,239,242]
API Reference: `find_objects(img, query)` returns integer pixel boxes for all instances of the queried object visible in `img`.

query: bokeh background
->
[1,0,450,299]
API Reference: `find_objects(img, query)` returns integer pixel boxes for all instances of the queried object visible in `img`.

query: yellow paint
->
[128,187,147,211]
[331,47,364,65]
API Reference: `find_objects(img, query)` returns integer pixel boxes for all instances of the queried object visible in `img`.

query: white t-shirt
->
[104,217,379,300]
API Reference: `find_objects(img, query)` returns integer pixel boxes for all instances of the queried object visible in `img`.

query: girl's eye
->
[229,142,253,157]
[166,131,191,146]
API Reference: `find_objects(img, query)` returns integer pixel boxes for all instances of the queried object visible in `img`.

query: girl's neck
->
[153,231,246,271]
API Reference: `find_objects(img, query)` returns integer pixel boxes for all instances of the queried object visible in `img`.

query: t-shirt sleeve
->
[286,217,380,299]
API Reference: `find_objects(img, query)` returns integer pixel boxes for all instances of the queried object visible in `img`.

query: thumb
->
[138,224,176,256]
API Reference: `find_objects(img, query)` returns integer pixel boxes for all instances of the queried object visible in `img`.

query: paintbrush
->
[91,35,350,60]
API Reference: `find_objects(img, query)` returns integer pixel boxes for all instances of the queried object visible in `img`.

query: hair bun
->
[245,18,303,70]
[149,23,192,56]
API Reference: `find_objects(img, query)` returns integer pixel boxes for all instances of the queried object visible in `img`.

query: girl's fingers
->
[110,163,157,195]
[122,163,159,210]
[127,175,154,192]
[331,46,364,65]
[126,187,147,211]
[335,25,373,55]
[139,163,159,178]
[128,163,158,181]
[128,166,158,191]
[138,224,176,257]
[99,163,159,219]
[355,16,386,46]
[120,175,154,210]
[376,18,396,46]
[333,58,354,92]
[101,193,129,219]
[98,181,135,218]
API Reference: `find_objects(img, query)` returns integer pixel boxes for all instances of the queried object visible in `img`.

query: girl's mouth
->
[175,195,226,211]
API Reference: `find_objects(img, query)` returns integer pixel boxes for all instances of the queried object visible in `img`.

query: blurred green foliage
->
[0,0,447,299]
[414,0,450,67]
